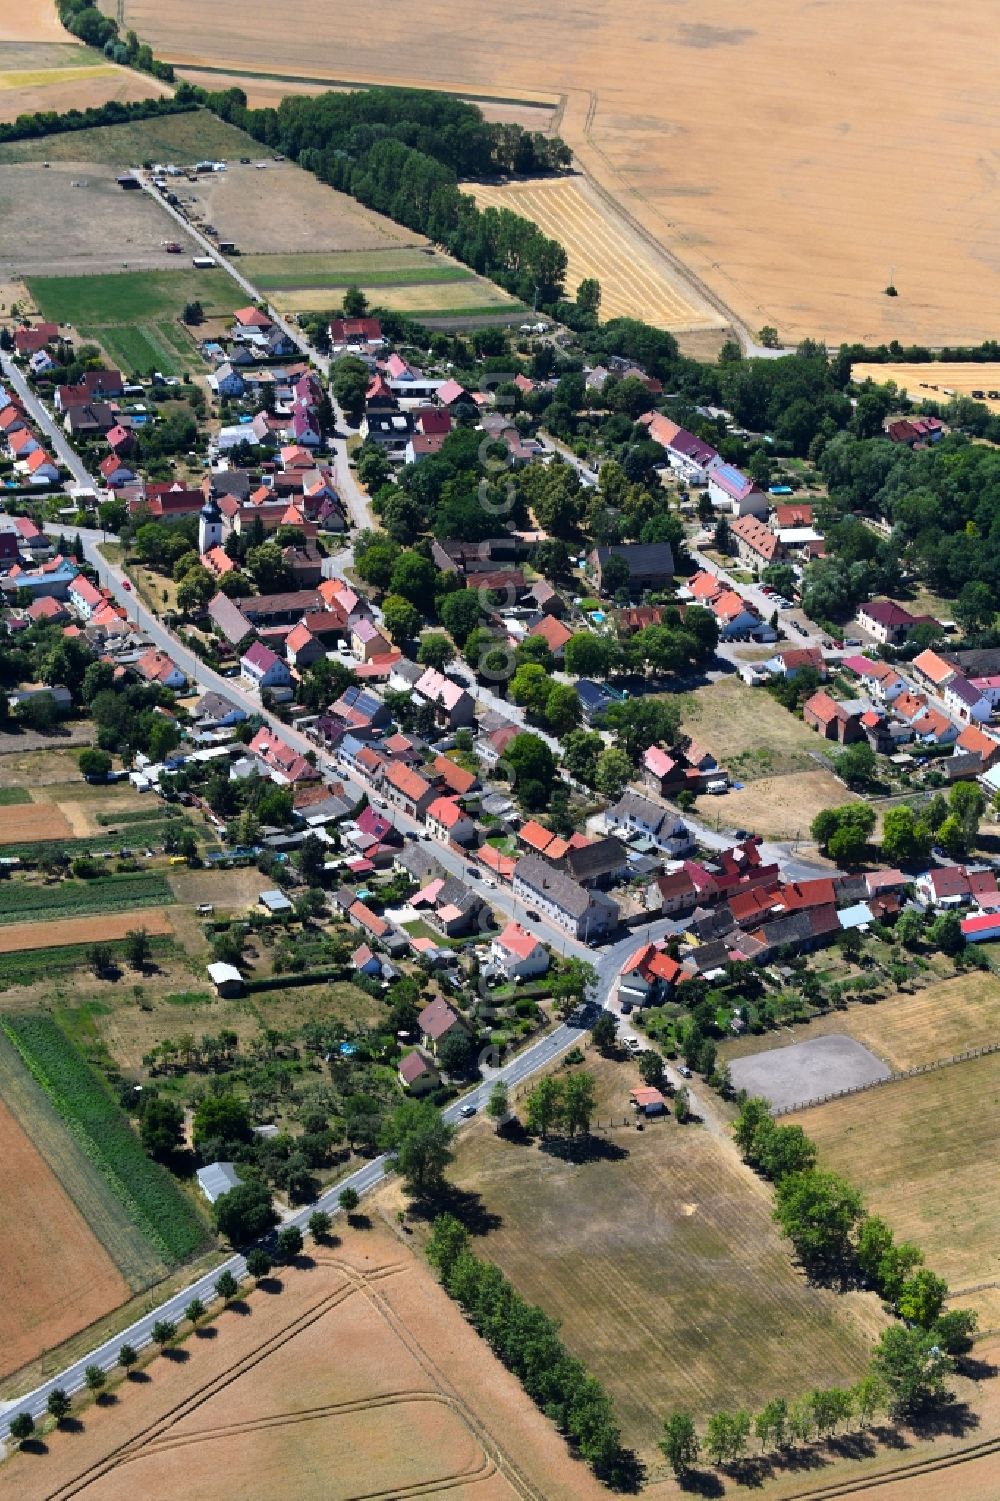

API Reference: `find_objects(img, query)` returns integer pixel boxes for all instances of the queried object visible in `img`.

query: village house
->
[587,542,674,593]
[383,761,435,820]
[414,667,475,728]
[512,854,619,940]
[856,599,939,647]
[417,997,465,1054]
[606,791,693,854]
[424,795,477,845]
[490,921,549,980]
[707,462,768,517]
[942,674,992,724]
[248,725,319,784]
[729,513,782,569]
[398,1049,439,1094]
[134,649,186,690]
[241,640,292,692]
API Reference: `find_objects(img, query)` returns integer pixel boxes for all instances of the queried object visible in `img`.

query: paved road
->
[0,356,97,491]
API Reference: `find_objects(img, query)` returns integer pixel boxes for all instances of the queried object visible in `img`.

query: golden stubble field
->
[0,1230,607,1501]
[108,0,1000,346]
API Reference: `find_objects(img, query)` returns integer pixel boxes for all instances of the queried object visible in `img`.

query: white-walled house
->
[490,921,550,979]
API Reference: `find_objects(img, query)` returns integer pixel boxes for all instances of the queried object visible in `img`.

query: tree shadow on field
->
[193,1325,217,1339]
[826,1430,877,1461]
[725,1455,772,1488]
[869,1423,909,1451]
[910,1399,979,1441]
[956,1353,998,1382]
[600,1445,645,1493]
[676,1468,724,1496]
[407,1183,501,1238]
[258,1276,284,1295]
[125,1369,151,1383]
[56,1417,84,1435]
[19,1439,48,1456]
[540,1134,629,1164]
[161,1347,190,1363]
[771,1442,830,1475]
[224,1298,252,1316]
[95,1392,118,1407]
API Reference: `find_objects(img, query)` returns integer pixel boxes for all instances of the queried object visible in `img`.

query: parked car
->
[678,1065,692,1078]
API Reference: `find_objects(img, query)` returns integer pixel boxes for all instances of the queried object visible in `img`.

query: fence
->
[772,1039,1000,1117]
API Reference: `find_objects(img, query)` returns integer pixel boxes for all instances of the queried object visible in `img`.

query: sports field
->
[440,1058,880,1458]
[108,0,1000,346]
[469,176,721,331]
[852,362,1000,416]
[0,1230,606,1501]
[797,1052,1000,1291]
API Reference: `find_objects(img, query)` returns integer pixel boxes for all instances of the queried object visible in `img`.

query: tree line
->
[426,1214,630,1482]
[194,85,569,305]
[0,93,195,147]
[55,0,174,80]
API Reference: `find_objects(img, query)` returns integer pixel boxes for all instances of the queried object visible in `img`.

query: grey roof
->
[592,542,674,577]
[576,679,619,715]
[196,1161,242,1203]
[390,659,424,686]
[514,854,608,919]
[195,690,244,722]
[610,791,672,834]
[208,592,252,645]
[259,888,293,912]
[565,835,628,883]
[395,844,448,882]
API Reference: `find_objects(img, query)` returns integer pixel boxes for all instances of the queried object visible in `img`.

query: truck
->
[192,255,215,269]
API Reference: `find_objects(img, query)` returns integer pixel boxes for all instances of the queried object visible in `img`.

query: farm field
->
[432,1056,881,1465]
[797,1052,1000,1291]
[469,176,722,332]
[0,871,174,924]
[237,245,521,319]
[0,107,262,166]
[28,267,243,376]
[852,362,1000,416]
[109,0,1000,346]
[1,1013,209,1264]
[0,907,174,955]
[723,972,1000,1075]
[0,801,73,844]
[0,1030,169,1380]
[0,41,171,124]
[0,1095,129,1382]
[0,1229,606,1501]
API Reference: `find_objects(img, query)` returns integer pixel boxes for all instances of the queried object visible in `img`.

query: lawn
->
[439,1056,881,1460]
[240,250,473,291]
[797,1052,1000,1290]
[0,107,260,166]
[678,677,831,780]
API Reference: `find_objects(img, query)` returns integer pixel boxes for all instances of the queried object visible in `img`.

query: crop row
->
[1,1015,208,1264]
[0,872,174,924]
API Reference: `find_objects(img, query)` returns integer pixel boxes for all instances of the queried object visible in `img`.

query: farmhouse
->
[730,513,782,568]
[241,640,292,692]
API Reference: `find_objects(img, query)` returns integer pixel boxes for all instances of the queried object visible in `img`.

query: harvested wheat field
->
[111,0,1000,345]
[0,801,73,845]
[0,1097,129,1381]
[470,176,721,330]
[0,908,173,954]
[0,1230,606,1501]
[797,1052,1000,1290]
[853,362,1000,416]
[0,0,73,43]
[0,59,171,125]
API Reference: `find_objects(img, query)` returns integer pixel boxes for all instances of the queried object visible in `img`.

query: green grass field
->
[0,108,260,167]
[0,872,174,925]
[0,788,31,806]
[28,268,244,376]
[29,268,243,326]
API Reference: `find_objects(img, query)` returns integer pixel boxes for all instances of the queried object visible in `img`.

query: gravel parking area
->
[729,1033,892,1111]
